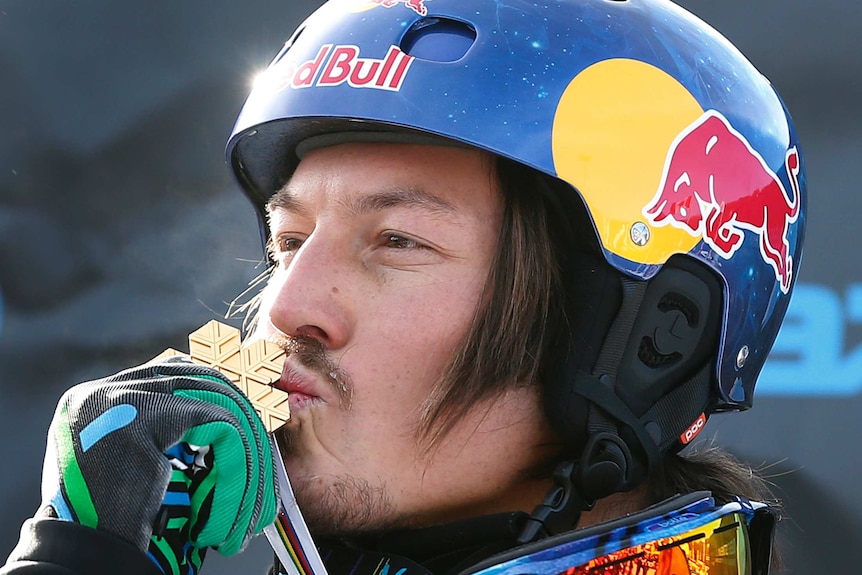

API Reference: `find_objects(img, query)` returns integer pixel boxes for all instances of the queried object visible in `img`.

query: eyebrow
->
[267,185,457,217]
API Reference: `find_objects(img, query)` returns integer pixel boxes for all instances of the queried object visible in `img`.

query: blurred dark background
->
[1,1,859,574]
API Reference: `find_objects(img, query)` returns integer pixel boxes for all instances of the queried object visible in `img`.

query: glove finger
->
[178,420,249,551]
[149,443,213,575]
[174,382,274,553]
[154,362,277,549]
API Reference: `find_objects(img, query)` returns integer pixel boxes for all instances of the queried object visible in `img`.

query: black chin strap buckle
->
[516,460,593,544]
[577,431,634,502]
[517,431,638,544]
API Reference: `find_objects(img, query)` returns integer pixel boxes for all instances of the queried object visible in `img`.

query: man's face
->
[254,142,555,535]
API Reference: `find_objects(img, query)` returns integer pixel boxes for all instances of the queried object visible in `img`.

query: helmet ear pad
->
[544,249,724,465]
[615,256,724,419]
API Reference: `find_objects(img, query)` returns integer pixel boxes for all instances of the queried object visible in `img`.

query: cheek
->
[382,278,483,347]
[346,279,484,405]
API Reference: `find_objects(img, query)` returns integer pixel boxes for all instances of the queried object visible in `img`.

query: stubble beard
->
[276,426,398,537]
[271,334,400,536]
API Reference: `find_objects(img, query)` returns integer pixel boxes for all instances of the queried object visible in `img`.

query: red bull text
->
[644,110,801,293]
[369,0,429,16]
[266,45,414,92]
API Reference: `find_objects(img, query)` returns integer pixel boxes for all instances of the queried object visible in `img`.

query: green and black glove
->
[33,357,277,575]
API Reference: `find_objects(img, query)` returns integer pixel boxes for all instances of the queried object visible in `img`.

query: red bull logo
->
[369,0,429,16]
[264,44,415,92]
[644,110,801,293]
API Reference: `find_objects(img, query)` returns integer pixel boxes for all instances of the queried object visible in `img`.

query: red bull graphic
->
[265,45,414,92]
[644,110,801,293]
[369,0,429,16]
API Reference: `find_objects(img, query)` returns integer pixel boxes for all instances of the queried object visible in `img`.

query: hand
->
[37,357,277,575]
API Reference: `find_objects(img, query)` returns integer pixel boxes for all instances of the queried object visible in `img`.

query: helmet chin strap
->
[519,280,654,543]
[517,391,658,543]
[521,258,721,543]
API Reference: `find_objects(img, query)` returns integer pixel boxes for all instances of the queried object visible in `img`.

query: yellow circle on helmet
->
[553,58,705,266]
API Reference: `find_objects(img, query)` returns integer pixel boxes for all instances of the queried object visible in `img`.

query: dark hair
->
[651,447,778,506]
[416,155,569,445]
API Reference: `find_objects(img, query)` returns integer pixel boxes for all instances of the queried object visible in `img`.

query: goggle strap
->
[749,508,777,575]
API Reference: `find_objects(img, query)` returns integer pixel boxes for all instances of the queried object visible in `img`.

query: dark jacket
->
[2,513,527,575]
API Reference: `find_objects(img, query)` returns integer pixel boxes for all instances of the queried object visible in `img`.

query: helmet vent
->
[636,292,701,369]
[271,26,306,66]
[638,336,682,368]
[657,292,700,326]
[401,17,476,62]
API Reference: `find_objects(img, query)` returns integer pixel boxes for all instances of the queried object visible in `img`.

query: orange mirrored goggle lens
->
[559,512,750,575]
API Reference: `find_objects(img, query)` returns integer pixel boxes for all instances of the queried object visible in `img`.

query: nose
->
[259,234,351,350]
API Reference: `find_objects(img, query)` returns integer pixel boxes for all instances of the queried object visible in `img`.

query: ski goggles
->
[463,491,775,575]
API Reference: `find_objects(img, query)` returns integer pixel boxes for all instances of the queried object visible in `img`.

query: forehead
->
[269,142,502,219]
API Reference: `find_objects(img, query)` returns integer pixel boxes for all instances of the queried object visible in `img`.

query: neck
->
[576,485,650,529]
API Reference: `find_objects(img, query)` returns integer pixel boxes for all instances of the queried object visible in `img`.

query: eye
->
[383,233,423,250]
[269,234,305,260]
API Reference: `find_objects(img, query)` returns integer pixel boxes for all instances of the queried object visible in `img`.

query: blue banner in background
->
[760,282,862,395]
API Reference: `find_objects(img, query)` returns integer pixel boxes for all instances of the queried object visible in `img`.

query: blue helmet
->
[227,0,805,504]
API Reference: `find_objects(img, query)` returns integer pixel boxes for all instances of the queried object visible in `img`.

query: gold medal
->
[154,320,290,432]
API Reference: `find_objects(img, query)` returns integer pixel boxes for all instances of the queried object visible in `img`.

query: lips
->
[274,360,325,409]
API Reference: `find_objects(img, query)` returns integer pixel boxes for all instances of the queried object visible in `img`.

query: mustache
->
[271,333,353,409]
